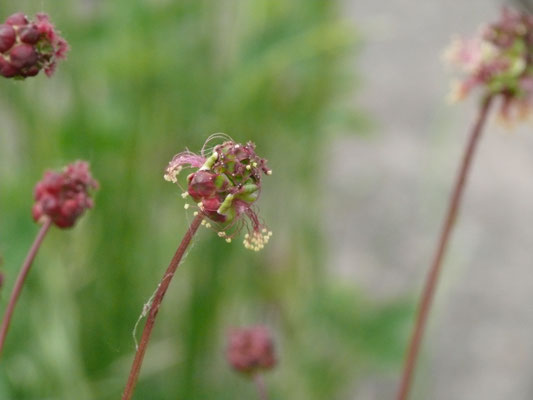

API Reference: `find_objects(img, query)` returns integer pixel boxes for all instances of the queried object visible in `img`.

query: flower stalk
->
[254,373,269,400]
[396,95,493,400]
[0,217,52,358]
[121,213,203,400]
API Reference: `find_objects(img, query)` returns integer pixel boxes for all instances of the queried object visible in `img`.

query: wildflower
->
[164,134,272,250]
[443,7,533,119]
[226,325,277,375]
[32,161,99,228]
[0,12,69,79]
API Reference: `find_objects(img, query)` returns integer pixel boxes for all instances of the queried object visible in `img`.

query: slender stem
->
[121,214,203,400]
[253,373,268,400]
[0,217,53,358]
[396,96,493,400]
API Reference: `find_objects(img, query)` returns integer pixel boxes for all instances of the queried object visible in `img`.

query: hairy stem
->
[396,96,493,400]
[121,214,203,400]
[254,373,268,400]
[0,217,53,358]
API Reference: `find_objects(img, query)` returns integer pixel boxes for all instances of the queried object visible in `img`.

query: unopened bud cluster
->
[32,161,99,228]
[226,325,277,375]
[0,12,68,79]
[444,7,533,119]
[165,137,272,250]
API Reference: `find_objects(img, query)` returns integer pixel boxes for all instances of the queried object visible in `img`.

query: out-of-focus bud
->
[32,161,99,229]
[444,7,533,121]
[226,325,277,376]
[0,12,69,79]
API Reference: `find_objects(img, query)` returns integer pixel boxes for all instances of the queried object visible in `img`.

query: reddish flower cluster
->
[32,161,99,228]
[165,135,272,251]
[226,326,277,375]
[444,7,533,119]
[0,12,69,79]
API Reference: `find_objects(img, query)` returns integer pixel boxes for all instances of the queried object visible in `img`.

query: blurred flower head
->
[0,12,69,79]
[443,7,533,120]
[164,134,272,251]
[32,161,99,228]
[226,325,277,376]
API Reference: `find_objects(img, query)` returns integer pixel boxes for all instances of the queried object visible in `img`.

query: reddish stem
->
[254,373,268,400]
[121,214,203,400]
[0,217,53,358]
[396,96,493,400]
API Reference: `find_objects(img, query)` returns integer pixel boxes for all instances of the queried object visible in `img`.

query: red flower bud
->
[19,25,40,44]
[21,65,39,77]
[32,161,99,229]
[200,197,226,222]
[0,24,15,52]
[9,44,37,69]
[5,13,28,26]
[188,170,218,199]
[0,57,18,78]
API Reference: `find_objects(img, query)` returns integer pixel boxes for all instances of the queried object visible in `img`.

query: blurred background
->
[0,0,532,399]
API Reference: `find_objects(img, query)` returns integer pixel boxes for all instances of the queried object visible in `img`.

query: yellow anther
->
[205,223,211,228]
[201,220,206,226]
[193,211,199,216]
[181,192,189,198]
[225,238,232,243]
[218,231,226,237]
[252,162,258,167]
[266,170,272,175]
[262,228,267,233]
[184,204,190,210]
[246,165,251,170]
[198,202,203,208]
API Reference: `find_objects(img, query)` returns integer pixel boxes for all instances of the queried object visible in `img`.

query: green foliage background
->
[0,1,410,399]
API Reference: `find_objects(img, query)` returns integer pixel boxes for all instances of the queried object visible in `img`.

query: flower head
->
[32,161,99,228]
[165,134,272,251]
[0,12,69,79]
[443,7,533,120]
[226,325,277,376]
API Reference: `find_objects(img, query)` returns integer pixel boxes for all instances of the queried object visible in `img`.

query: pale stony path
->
[333,1,533,399]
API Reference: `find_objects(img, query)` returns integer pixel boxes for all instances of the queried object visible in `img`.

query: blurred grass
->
[0,0,409,399]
